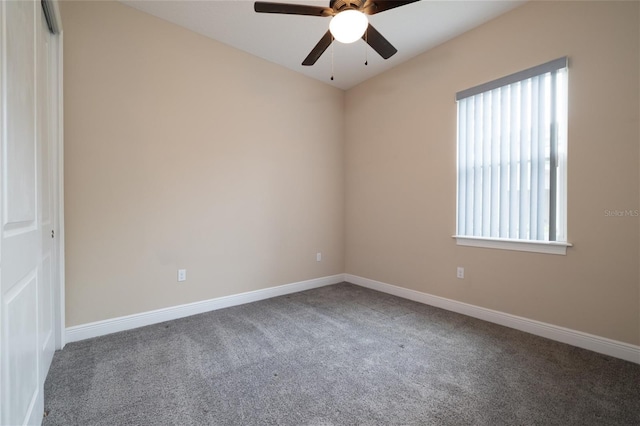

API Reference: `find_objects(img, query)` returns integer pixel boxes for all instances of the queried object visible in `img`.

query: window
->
[455,57,570,255]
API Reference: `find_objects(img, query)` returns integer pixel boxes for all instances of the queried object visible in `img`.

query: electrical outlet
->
[316,252,322,262]
[456,267,464,279]
[178,269,187,282]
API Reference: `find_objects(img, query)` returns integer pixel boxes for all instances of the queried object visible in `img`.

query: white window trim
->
[453,235,572,255]
[455,57,569,247]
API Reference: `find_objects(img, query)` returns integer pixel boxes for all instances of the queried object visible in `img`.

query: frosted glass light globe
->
[329,10,368,44]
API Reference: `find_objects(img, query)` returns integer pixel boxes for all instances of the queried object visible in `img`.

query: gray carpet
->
[44,282,640,425]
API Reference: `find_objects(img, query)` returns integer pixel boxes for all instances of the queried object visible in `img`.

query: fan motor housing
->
[330,0,366,13]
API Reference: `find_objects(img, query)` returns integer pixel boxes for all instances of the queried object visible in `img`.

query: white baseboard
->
[345,274,640,364]
[65,272,639,365]
[65,274,344,344]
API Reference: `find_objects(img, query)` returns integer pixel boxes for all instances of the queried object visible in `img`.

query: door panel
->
[4,0,37,231]
[2,1,41,424]
[4,271,39,425]
[39,254,54,379]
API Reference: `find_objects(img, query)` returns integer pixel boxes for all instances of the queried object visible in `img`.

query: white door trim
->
[41,0,64,351]
[53,12,64,351]
[1,4,4,424]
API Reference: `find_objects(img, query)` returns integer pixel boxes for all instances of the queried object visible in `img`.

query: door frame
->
[47,0,65,350]
[40,0,65,351]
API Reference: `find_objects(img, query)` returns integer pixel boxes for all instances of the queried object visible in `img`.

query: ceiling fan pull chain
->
[365,28,368,66]
[330,35,334,81]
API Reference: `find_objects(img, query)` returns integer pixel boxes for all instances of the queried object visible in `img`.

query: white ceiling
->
[120,0,525,90]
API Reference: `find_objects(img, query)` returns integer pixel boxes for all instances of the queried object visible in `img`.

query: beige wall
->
[62,1,345,326]
[346,0,640,345]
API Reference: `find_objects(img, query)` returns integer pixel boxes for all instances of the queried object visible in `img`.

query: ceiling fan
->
[254,0,420,66]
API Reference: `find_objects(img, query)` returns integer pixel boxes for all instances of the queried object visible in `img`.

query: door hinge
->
[51,230,55,238]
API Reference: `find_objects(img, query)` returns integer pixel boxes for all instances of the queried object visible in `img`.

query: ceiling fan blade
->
[254,2,332,16]
[365,0,420,15]
[363,24,397,59]
[302,30,333,66]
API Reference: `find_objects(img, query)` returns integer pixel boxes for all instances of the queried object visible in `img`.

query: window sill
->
[453,236,572,255]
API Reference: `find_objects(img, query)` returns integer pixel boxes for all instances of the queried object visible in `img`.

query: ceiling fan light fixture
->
[329,10,368,44]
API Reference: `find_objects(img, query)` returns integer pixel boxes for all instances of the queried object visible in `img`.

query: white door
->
[1,1,60,424]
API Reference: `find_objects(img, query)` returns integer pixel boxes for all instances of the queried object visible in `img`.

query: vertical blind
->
[456,58,568,242]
